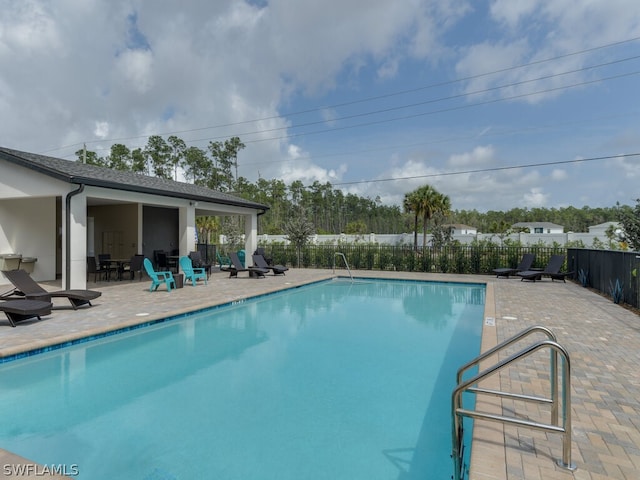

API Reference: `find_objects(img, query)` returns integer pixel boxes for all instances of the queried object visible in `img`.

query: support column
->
[244,213,258,267]
[64,188,88,289]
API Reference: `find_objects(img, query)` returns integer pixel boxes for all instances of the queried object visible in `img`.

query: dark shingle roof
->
[0,147,269,211]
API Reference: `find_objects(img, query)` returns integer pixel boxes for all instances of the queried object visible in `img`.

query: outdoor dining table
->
[105,258,131,281]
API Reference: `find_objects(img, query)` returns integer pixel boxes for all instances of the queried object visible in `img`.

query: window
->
[534,227,543,233]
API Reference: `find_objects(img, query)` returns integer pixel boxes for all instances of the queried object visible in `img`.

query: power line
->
[238,110,640,167]
[332,153,640,186]
[211,55,640,143]
[236,69,640,145]
[42,35,640,154]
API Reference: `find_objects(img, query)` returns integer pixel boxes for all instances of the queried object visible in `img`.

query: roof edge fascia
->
[1,149,269,212]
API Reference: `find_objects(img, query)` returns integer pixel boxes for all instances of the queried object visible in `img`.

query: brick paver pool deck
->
[0,268,638,479]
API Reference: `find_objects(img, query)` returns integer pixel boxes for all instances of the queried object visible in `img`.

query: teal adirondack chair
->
[179,256,208,286]
[143,258,176,292]
[216,250,231,269]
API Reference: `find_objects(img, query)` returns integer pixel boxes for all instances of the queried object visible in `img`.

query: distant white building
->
[588,221,620,235]
[445,224,478,235]
[512,222,564,234]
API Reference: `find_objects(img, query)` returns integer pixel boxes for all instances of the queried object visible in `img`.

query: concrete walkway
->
[0,268,638,479]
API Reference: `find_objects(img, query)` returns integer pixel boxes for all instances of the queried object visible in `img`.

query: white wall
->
[0,197,56,285]
[254,232,619,248]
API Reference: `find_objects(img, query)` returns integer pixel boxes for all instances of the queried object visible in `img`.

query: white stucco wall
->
[0,197,56,285]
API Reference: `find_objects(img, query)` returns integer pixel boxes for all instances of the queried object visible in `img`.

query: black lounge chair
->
[517,255,573,282]
[253,247,273,265]
[0,299,53,327]
[252,254,288,275]
[1,269,101,309]
[228,252,269,279]
[493,253,535,278]
[189,251,212,277]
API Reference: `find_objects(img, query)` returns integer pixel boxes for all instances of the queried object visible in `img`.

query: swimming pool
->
[0,278,484,479]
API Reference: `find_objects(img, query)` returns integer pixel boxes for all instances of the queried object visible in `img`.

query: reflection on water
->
[0,315,266,434]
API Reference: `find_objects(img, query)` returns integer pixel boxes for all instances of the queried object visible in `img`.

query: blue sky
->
[1,0,639,212]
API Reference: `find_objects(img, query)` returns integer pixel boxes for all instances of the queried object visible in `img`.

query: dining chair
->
[97,253,117,281]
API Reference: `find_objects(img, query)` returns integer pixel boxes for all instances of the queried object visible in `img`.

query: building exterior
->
[588,221,621,235]
[445,224,478,235]
[0,147,269,289]
[511,222,565,234]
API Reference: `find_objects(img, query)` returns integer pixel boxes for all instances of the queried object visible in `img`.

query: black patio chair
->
[2,269,101,309]
[517,255,574,282]
[252,254,288,275]
[227,252,269,279]
[493,253,535,278]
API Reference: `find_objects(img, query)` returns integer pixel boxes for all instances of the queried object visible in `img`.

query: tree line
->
[77,135,632,243]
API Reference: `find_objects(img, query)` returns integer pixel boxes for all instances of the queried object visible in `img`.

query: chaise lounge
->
[253,247,273,265]
[1,269,101,309]
[0,299,53,327]
[517,254,573,282]
[493,253,535,278]
[228,252,269,278]
[252,254,289,275]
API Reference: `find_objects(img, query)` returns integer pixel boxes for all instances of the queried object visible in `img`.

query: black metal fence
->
[195,243,217,265]
[568,248,640,309]
[256,244,567,274]
[204,243,639,309]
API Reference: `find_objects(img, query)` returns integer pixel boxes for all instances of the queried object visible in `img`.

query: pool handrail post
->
[333,252,353,281]
[452,334,576,480]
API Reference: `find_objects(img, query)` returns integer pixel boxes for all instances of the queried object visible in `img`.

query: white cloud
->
[321,108,339,126]
[489,0,540,29]
[523,187,549,206]
[458,0,640,103]
[94,121,109,138]
[280,160,346,186]
[550,168,567,181]
[609,155,640,179]
[113,49,155,94]
[447,145,495,168]
[0,0,638,213]
[1,1,63,55]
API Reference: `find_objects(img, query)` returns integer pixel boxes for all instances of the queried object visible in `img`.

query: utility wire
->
[71,59,640,153]
[238,110,640,167]
[332,153,640,186]
[183,55,640,143]
[42,35,640,154]
[237,69,640,145]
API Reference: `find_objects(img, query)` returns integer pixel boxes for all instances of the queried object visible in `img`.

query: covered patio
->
[0,147,269,290]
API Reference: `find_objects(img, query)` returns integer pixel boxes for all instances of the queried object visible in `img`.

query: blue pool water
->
[0,278,484,479]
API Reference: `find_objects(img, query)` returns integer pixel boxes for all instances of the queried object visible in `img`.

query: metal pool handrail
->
[451,330,576,480]
[456,325,559,423]
[333,252,353,281]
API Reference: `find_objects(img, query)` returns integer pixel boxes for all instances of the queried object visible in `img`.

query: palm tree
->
[414,185,435,248]
[195,216,221,244]
[403,191,422,250]
[409,185,451,248]
[430,192,451,247]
